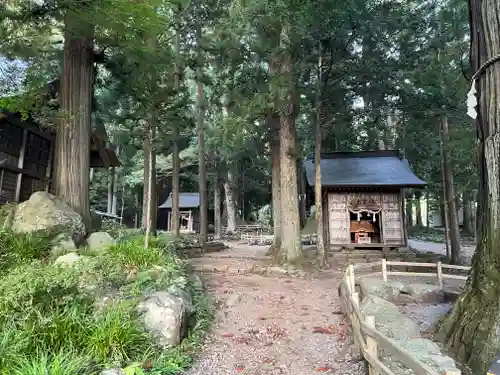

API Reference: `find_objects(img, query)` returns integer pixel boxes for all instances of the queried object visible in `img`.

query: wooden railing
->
[340,259,471,375]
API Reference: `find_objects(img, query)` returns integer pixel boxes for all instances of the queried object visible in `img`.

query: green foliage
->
[0,232,212,374]
[101,218,128,238]
[0,229,55,270]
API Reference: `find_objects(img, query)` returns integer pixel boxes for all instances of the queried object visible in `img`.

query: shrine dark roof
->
[303,150,425,188]
[158,192,200,208]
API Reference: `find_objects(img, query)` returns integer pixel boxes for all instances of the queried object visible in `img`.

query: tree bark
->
[111,167,118,215]
[107,167,114,214]
[415,191,423,228]
[463,190,476,236]
[224,168,237,232]
[405,195,413,228]
[314,52,326,265]
[435,0,500,371]
[269,113,282,253]
[278,25,303,264]
[267,40,282,256]
[440,115,461,264]
[143,113,157,245]
[196,77,208,248]
[171,26,181,236]
[54,14,93,230]
[214,175,222,240]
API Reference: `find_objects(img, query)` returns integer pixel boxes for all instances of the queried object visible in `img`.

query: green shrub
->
[9,350,88,375]
[86,301,153,364]
[0,234,212,374]
[0,229,54,270]
[101,218,127,238]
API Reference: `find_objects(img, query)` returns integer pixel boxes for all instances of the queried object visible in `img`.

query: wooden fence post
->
[365,315,379,375]
[437,261,443,289]
[381,258,387,281]
[349,264,355,292]
[352,292,359,309]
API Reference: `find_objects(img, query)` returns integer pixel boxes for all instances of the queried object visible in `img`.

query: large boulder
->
[86,231,116,252]
[360,277,444,304]
[137,291,187,347]
[10,191,85,242]
[360,294,421,340]
[54,253,85,266]
[359,278,404,300]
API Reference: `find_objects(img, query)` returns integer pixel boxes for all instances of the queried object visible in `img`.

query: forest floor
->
[185,243,366,375]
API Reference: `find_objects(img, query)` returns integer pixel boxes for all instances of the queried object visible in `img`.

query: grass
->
[0,227,213,375]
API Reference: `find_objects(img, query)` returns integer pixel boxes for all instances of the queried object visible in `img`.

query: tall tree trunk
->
[463,190,474,235]
[111,168,118,215]
[279,25,303,264]
[314,52,326,265]
[171,25,181,236]
[405,195,413,228]
[143,113,157,246]
[54,15,93,229]
[214,175,222,240]
[224,168,237,232]
[440,115,461,264]
[196,77,207,248]
[269,114,282,254]
[415,191,423,228]
[436,1,500,371]
[107,167,114,214]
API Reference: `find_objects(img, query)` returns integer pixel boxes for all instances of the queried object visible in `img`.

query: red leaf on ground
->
[312,326,334,334]
[235,365,245,372]
[221,332,234,338]
[315,367,331,372]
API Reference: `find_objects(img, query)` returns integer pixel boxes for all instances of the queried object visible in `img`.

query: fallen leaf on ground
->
[312,326,334,334]
[262,358,277,365]
[221,332,234,338]
[315,367,331,372]
[235,365,245,372]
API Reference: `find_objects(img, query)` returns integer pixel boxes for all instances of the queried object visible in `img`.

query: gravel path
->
[185,244,366,375]
[408,238,475,264]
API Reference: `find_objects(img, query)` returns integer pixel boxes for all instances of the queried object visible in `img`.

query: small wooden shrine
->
[302,150,425,249]
[158,192,200,232]
[0,111,120,204]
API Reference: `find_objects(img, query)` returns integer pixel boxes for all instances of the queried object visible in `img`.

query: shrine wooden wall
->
[0,115,54,204]
[326,190,407,246]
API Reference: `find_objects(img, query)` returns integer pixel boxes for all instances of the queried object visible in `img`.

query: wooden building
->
[158,192,200,232]
[0,112,120,204]
[302,150,425,249]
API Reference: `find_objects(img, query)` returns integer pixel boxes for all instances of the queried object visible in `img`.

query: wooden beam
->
[2,115,54,141]
[14,129,28,201]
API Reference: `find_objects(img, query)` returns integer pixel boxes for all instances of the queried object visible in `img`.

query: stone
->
[192,273,204,291]
[86,231,116,252]
[360,294,421,340]
[359,277,404,299]
[100,370,125,375]
[167,276,195,315]
[54,253,85,266]
[383,338,459,375]
[137,291,187,347]
[50,234,78,257]
[11,191,85,242]
[401,283,444,303]
[90,210,103,232]
[225,293,243,307]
